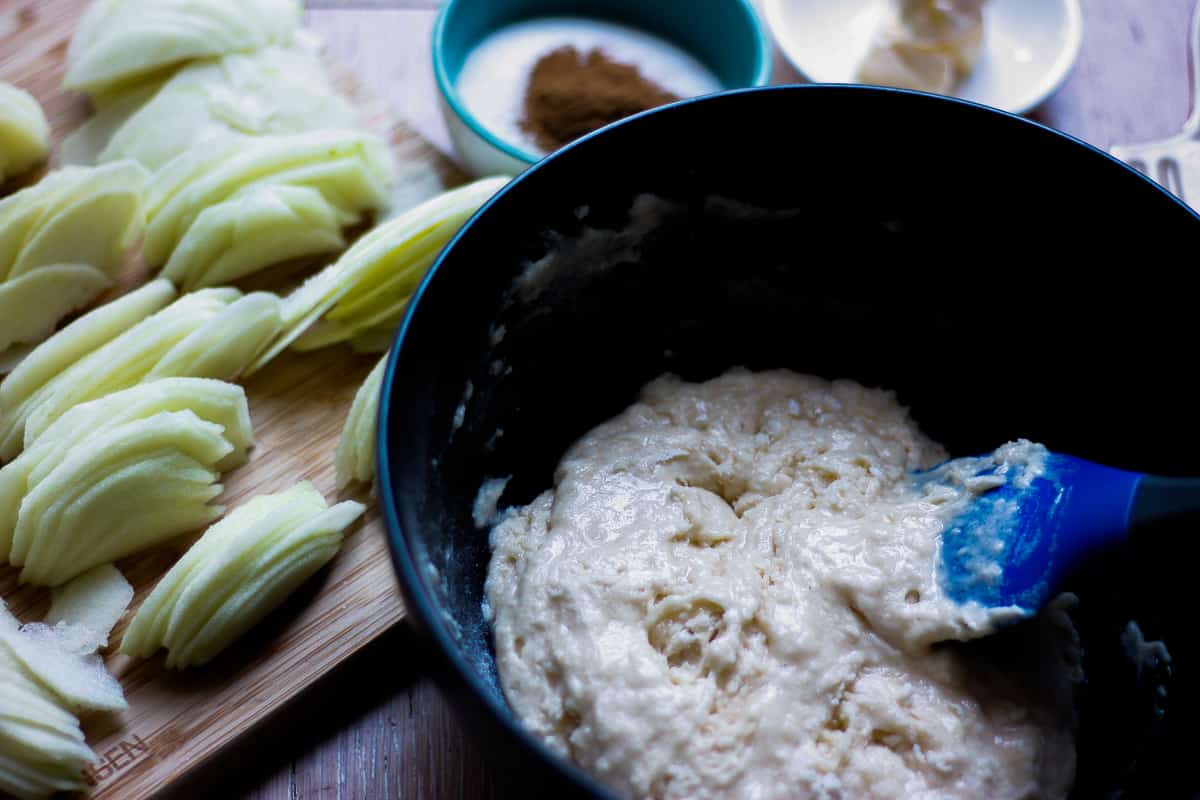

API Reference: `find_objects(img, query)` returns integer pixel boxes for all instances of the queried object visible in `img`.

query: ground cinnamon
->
[521,46,680,151]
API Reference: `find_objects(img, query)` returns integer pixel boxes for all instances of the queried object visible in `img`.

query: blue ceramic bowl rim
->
[431,0,774,167]
[377,84,1200,798]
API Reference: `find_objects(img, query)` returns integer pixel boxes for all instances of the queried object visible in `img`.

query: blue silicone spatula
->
[933,451,1200,614]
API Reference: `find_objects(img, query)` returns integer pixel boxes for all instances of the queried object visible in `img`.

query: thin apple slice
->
[12,412,229,566]
[166,501,361,669]
[0,266,113,354]
[0,82,49,184]
[170,519,344,668]
[121,483,364,667]
[0,161,148,360]
[154,486,325,649]
[13,425,224,573]
[0,287,232,459]
[9,189,142,280]
[236,153,391,220]
[335,354,387,488]
[24,453,223,587]
[145,292,282,383]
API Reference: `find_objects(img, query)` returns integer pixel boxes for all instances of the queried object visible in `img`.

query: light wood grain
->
[0,1,465,797]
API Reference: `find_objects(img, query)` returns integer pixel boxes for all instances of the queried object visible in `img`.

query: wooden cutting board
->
[0,1,466,797]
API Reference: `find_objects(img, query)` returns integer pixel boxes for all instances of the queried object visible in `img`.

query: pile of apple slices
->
[1,565,132,799]
[0,81,49,184]
[62,0,395,291]
[121,482,364,668]
[0,161,147,364]
[64,0,302,96]
[146,128,394,290]
[0,379,253,586]
[0,280,280,461]
[63,42,361,173]
[249,175,509,370]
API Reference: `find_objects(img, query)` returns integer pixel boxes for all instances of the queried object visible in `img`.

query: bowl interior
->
[382,86,1200,797]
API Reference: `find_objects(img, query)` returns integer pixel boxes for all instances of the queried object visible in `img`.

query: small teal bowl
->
[432,0,773,176]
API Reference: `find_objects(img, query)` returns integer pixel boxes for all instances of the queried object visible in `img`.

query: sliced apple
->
[120,490,309,651]
[336,354,387,488]
[64,0,303,95]
[0,170,83,276]
[0,266,113,354]
[0,596,123,800]
[143,128,394,266]
[7,289,237,457]
[58,82,159,167]
[121,482,364,668]
[0,82,49,184]
[9,411,235,586]
[0,618,126,713]
[246,176,508,374]
[45,564,134,652]
[0,286,276,459]
[0,279,176,412]
[68,44,360,172]
[0,343,35,376]
[161,184,348,290]
[0,161,149,362]
[28,378,252,472]
[5,161,148,280]
[2,377,252,564]
[144,292,282,383]
[0,670,95,800]
[1,162,147,277]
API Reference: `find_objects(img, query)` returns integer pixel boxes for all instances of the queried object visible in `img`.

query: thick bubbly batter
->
[484,370,1078,799]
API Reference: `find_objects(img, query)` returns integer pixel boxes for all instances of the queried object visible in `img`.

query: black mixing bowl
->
[378,86,1200,799]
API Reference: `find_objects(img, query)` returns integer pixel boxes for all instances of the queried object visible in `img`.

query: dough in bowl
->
[484,369,1079,799]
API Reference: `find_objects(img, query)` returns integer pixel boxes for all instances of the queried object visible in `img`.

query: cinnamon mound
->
[521,46,680,151]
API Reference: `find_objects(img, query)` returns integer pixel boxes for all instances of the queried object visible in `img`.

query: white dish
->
[763,0,1084,114]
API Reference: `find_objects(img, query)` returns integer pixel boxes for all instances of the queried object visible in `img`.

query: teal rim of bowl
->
[431,0,774,167]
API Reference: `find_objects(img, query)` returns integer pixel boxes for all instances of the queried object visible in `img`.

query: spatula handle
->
[1128,475,1200,533]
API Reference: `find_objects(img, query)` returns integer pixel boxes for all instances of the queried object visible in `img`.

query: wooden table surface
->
[120,0,1194,797]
